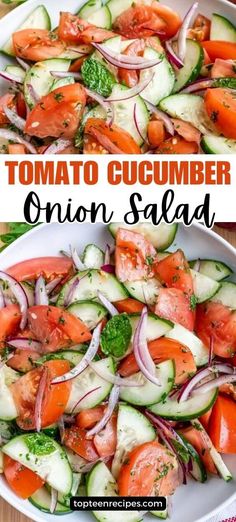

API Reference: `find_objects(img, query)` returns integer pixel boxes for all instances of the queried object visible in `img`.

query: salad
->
[0,1,235,154]
[0,223,236,520]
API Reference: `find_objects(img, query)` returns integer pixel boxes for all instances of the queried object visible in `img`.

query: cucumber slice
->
[150,508,168,520]
[108,223,178,250]
[67,300,107,330]
[211,282,236,309]
[2,434,73,494]
[112,403,155,478]
[87,6,112,29]
[160,94,216,135]
[42,424,58,438]
[128,313,173,341]
[140,48,175,105]
[124,278,161,306]
[201,135,236,154]
[0,366,18,421]
[1,6,51,56]
[211,13,236,43]
[38,349,88,366]
[30,487,71,514]
[87,462,142,522]
[50,76,75,91]
[189,259,233,281]
[57,269,128,307]
[173,39,204,93]
[149,389,218,421]
[179,435,207,483]
[65,356,114,413]
[24,58,70,109]
[59,44,92,60]
[82,244,105,269]
[110,84,149,145]
[166,323,209,367]
[78,0,102,19]
[57,473,81,507]
[190,269,221,304]
[120,360,175,406]
[5,65,25,82]
[107,0,133,22]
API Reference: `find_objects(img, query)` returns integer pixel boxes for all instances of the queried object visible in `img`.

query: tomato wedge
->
[119,37,163,88]
[156,136,199,154]
[3,455,44,499]
[171,119,201,144]
[202,41,236,61]
[188,14,211,41]
[64,426,99,461]
[155,288,195,331]
[27,305,91,352]
[25,84,87,139]
[58,12,114,44]
[7,349,41,373]
[0,304,21,344]
[114,2,181,40]
[118,441,179,496]
[84,118,141,154]
[0,93,15,125]
[115,298,145,314]
[115,228,157,282]
[13,29,65,61]
[154,249,194,297]
[208,395,236,454]
[16,92,27,120]
[147,120,165,148]
[195,301,236,358]
[8,144,26,154]
[94,414,117,458]
[199,408,213,430]
[76,406,106,429]
[11,359,72,430]
[119,337,196,384]
[204,88,236,139]
[178,426,217,474]
[211,59,236,79]
[7,256,73,282]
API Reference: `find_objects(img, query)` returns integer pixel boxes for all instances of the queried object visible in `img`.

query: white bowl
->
[0,222,236,522]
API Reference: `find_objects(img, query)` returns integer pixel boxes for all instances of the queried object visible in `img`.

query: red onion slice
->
[71,385,102,413]
[7,337,42,352]
[208,336,214,366]
[35,366,48,432]
[45,277,63,295]
[3,106,26,132]
[51,322,102,384]
[50,488,58,514]
[165,40,184,69]
[35,276,49,306]
[26,83,40,104]
[134,103,147,144]
[58,415,65,444]
[70,245,86,271]
[43,139,73,154]
[193,374,236,395]
[51,70,82,81]
[104,244,111,265]
[0,287,5,309]
[86,384,120,438]
[85,88,114,125]
[64,277,80,307]
[0,71,23,84]
[134,307,156,376]
[177,367,214,403]
[16,57,30,71]
[93,43,161,70]
[97,290,118,316]
[0,129,37,154]
[145,411,189,451]
[89,361,143,387]
[177,2,199,62]
[143,98,175,135]
[106,74,154,102]
[101,264,115,274]
[181,78,214,94]
[0,271,28,329]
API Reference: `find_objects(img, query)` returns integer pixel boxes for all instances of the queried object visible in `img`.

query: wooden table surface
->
[0,0,236,520]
